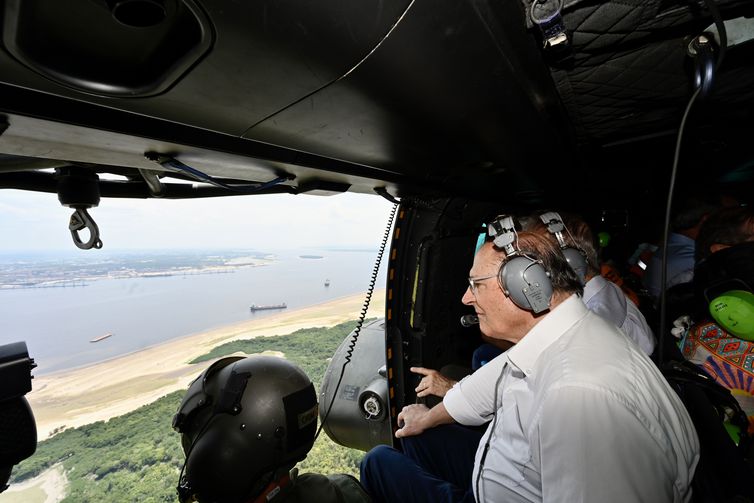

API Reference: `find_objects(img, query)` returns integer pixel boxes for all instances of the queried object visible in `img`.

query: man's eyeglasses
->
[468,274,497,293]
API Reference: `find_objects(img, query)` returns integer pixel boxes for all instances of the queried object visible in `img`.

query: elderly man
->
[360,217,699,503]
[413,211,656,400]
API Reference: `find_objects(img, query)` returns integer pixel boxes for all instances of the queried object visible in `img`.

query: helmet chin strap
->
[249,468,293,503]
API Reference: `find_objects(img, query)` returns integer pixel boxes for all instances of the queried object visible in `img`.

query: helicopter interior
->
[2,0,754,496]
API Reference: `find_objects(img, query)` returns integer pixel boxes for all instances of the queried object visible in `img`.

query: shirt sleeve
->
[443,354,506,426]
[588,279,656,356]
[624,301,656,355]
[538,385,680,503]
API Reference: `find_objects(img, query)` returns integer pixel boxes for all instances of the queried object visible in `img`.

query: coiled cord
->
[315,202,399,441]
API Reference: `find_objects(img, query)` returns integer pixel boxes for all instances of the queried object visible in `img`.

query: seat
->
[660,359,754,503]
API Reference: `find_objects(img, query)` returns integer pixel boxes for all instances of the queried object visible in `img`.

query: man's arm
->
[411,367,457,398]
[394,403,454,438]
[442,355,506,425]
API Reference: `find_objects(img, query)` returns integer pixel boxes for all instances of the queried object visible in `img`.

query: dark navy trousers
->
[359,424,484,503]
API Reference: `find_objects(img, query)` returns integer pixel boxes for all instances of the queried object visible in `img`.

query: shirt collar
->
[582,275,607,305]
[506,294,588,376]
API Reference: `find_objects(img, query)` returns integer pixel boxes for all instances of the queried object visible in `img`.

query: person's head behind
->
[695,205,754,263]
[173,355,318,503]
[522,211,600,280]
[463,222,582,343]
[671,195,721,235]
[514,231,585,296]
[694,241,754,341]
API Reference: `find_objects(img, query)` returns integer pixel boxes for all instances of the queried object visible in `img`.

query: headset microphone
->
[460,314,479,327]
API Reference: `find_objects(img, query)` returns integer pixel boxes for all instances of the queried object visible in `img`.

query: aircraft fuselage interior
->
[2,0,754,499]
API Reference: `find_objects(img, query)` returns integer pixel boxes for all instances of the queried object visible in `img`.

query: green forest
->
[10,319,376,502]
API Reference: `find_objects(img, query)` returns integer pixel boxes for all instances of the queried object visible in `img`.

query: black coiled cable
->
[314,202,399,441]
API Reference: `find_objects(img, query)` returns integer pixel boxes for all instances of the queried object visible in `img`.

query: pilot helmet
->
[173,355,318,503]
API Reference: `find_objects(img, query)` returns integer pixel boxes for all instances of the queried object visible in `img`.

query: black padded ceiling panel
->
[525,0,754,144]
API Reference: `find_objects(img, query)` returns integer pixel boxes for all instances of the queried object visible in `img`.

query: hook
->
[68,208,103,250]
[687,33,717,98]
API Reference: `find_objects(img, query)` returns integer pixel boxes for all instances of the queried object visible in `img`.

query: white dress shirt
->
[443,295,699,503]
[583,275,656,355]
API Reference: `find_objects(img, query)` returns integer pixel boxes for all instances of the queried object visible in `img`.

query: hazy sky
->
[0,189,396,252]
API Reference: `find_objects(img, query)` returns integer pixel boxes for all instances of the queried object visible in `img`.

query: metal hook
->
[68,208,103,250]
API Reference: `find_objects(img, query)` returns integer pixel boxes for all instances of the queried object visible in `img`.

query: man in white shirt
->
[544,212,656,355]
[410,211,655,400]
[360,219,699,503]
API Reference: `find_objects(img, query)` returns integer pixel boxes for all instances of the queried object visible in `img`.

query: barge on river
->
[249,303,287,312]
[90,332,114,343]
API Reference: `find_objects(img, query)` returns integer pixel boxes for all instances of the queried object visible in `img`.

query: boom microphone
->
[460,314,479,327]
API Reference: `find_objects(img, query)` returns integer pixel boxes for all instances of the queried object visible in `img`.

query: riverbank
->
[0,464,66,503]
[28,290,385,440]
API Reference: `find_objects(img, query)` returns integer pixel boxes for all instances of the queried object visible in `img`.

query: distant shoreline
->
[28,290,386,440]
[0,258,274,290]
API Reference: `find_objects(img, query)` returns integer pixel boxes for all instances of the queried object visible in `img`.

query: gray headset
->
[539,211,588,286]
[487,215,553,313]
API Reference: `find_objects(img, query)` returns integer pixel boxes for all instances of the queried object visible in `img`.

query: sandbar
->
[28,290,385,440]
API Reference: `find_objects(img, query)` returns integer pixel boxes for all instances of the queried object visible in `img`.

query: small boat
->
[324,279,330,287]
[249,303,287,312]
[90,332,114,343]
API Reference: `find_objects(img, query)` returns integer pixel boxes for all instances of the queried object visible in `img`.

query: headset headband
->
[540,212,570,249]
[487,215,518,256]
[539,211,588,285]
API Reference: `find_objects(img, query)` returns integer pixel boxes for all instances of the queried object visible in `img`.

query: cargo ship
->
[90,332,113,343]
[249,303,287,312]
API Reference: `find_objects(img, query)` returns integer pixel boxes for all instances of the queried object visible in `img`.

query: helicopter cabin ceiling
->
[0,0,752,208]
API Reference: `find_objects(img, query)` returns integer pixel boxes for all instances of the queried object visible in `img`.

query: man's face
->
[461,243,534,343]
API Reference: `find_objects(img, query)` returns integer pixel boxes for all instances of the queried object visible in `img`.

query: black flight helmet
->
[173,355,318,503]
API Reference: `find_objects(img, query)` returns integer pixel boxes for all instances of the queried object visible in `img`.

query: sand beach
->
[27,290,386,440]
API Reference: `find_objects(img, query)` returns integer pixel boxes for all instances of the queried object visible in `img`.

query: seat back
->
[660,360,754,503]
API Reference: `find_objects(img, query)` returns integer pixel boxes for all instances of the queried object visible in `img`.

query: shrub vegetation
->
[11,320,374,501]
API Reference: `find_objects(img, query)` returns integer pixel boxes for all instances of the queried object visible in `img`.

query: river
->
[0,249,386,374]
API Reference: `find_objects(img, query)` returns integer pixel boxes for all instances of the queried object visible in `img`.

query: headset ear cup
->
[562,247,588,285]
[501,256,553,313]
[709,290,754,341]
